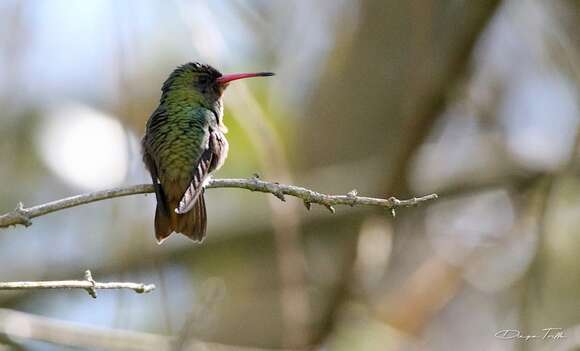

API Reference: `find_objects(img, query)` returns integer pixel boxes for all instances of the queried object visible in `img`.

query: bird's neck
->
[161,93,226,132]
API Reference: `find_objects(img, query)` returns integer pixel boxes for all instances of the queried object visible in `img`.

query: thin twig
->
[0,270,155,298]
[0,177,438,228]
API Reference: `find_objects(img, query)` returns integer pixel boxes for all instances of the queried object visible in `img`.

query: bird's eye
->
[198,76,209,85]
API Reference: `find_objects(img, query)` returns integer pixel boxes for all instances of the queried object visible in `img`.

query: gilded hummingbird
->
[142,62,274,243]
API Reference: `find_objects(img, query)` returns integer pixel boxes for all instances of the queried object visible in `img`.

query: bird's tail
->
[176,191,207,242]
[154,191,207,244]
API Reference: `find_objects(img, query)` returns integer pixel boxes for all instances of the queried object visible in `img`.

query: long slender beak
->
[216,72,274,85]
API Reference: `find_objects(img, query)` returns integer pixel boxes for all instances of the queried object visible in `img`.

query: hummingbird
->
[142,62,274,243]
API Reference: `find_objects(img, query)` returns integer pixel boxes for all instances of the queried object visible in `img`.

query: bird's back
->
[144,105,212,188]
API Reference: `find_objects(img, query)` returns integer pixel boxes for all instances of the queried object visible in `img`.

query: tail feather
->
[176,191,207,242]
[154,204,172,244]
[154,191,207,244]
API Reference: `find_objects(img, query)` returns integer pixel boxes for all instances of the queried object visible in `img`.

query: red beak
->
[216,72,274,85]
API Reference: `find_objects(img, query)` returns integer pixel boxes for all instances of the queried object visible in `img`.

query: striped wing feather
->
[175,128,226,214]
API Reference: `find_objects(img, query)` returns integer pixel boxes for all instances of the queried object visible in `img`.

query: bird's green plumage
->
[147,106,211,181]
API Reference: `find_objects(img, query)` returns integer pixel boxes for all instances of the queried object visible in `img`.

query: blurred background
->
[0,0,579,350]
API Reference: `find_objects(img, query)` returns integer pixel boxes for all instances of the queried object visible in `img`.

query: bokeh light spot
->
[36,103,128,190]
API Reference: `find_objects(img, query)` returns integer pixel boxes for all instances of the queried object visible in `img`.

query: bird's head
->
[160,62,274,110]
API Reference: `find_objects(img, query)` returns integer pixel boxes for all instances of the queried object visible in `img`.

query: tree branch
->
[0,270,155,298]
[0,177,438,228]
[0,308,295,351]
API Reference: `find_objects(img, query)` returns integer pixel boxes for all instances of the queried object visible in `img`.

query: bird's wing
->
[175,114,227,214]
[141,108,170,216]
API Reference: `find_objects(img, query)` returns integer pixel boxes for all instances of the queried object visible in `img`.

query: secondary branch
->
[0,270,155,298]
